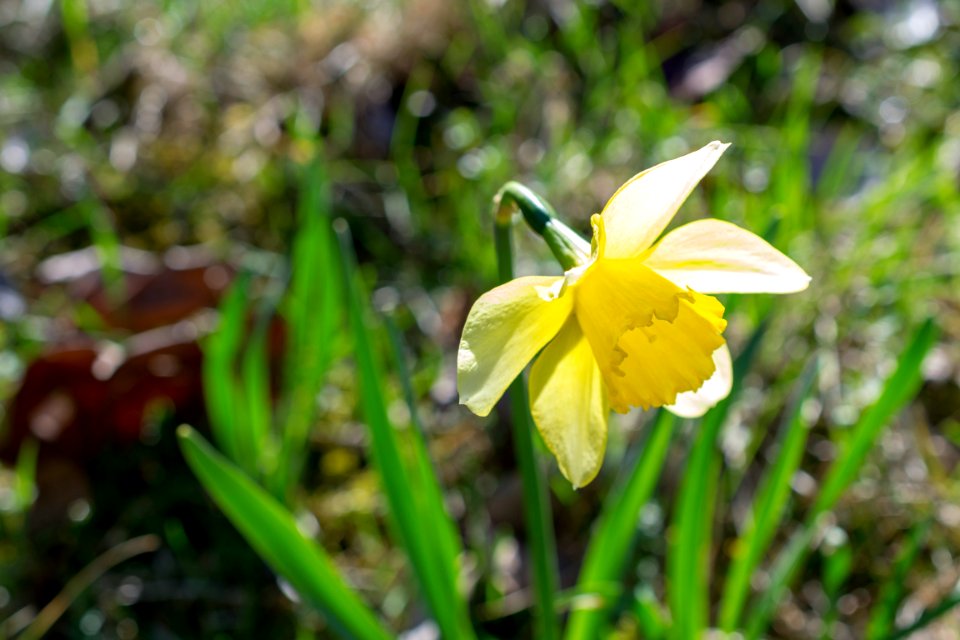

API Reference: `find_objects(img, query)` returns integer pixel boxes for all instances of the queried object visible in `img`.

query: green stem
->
[493,184,563,640]
[494,182,590,271]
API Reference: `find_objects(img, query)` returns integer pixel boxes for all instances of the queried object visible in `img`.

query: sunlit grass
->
[1,0,957,637]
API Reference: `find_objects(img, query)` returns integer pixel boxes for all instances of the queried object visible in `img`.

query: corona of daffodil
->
[458,142,810,488]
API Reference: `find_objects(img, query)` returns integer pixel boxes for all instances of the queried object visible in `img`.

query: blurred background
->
[1,0,959,637]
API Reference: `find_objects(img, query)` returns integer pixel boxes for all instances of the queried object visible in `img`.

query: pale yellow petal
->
[458,276,573,417]
[599,141,730,260]
[573,257,727,412]
[667,343,733,418]
[529,317,608,488]
[644,219,811,293]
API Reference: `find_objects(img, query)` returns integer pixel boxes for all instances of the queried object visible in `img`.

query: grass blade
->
[812,317,939,516]
[884,580,960,640]
[202,273,251,467]
[820,529,852,640]
[668,421,721,640]
[336,221,476,639]
[177,426,391,640]
[13,438,39,511]
[745,318,939,638]
[564,410,676,640]
[633,585,668,640]
[815,126,865,200]
[13,536,160,640]
[383,313,466,605]
[770,48,820,236]
[276,148,342,497]
[718,358,819,630]
[667,327,767,639]
[59,0,97,74]
[865,520,931,639]
[84,200,124,304]
[240,320,273,476]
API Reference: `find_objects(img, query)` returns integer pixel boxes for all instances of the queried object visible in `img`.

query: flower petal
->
[574,256,727,413]
[458,276,573,417]
[667,343,733,418]
[599,141,730,259]
[529,317,608,488]
[644,219,811,293]
[606,291,726,412]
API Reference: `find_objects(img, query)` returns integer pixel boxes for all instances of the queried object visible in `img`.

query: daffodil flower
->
[458,142,810,488]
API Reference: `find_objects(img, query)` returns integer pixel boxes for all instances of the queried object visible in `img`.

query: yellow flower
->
[457,142,810,488]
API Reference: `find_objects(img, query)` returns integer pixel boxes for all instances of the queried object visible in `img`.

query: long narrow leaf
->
[668,421,721,640]
[718,358,819,630]
[745,319,939,638]
[820,531,852,640]
[633,585,668,640]
[565,410,676,640]
[771,49,820,236]
[84,200,124,304]
[177,426,391,640]
[667,327,767,640]
[865,520,931,639]
[277,147,342,497]
[14,438,38,511]
[241,322,273,475]
[383,314,466,603]
[203,273,251,467]
[884,580,960,640]
[336,221,476,639]
[15,536,160,640]
[812,318,938,516]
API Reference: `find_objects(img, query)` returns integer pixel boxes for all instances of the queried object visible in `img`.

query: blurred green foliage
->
[1,0,959,638]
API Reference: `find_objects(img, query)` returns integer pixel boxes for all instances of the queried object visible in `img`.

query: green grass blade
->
[276,149,342,497]
[718,358,819,630]
[564,410,676,640]
[667,327,767,640]
[383,313,466,602]
[771,48,820,236]
[884,580,960,640]
[389,64,432,232]
[743,525,815,639]
[506,376,560,638]
[820,530,852,640]
[336,221,476,640]
[84,200,124,304]
[14,438,39,511]
[745,319,939,638]
[240,321,273,476]
[202,272,251,467]
[815,126,865,200]
[633,585,668,640]
[59,0,97,73]
[865,520,931,639]
[668,423,721,640]
[177,426,391,640]
[811,318,938,516]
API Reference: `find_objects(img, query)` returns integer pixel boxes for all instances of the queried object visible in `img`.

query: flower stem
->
[493,182,590,271]
[493,185,561,640]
